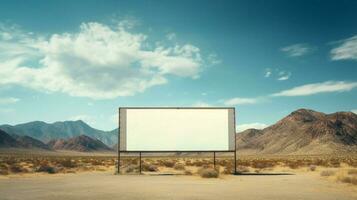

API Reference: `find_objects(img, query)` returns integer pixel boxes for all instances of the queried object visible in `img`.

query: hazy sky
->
[0,0,356,131]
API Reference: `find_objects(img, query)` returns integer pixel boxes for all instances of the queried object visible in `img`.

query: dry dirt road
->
[0,172,356,200]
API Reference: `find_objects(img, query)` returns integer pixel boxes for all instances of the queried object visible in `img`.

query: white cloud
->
[192,101,213,107]
[272,81,357,97]
[352,109,357,114]
[0,97,20,104]
[223,97,259,106]
[236,123,268,132]
[0,22,204,99]
[281,43,312,57]
[331,35,357,61]
[207,53,221,65]
[277,71,291,81]
[166,32,176,41]
[264,68,272,78]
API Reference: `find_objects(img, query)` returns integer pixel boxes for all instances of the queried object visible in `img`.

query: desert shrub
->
[308,165,317,171]
[162,160,175,168]
[36,164,57,174]
[9,164,26,173]
[337,175,357,185]
[185,160,193,166]
[123,164,138,173]
[198,168,219,178]
[173,163,185,171]
[0,164,9,175]
[223,167,233,174]
[286,161,301,169]
[347,169,357,175]
[237,166,250,173]
[141,163,158,172]
[90,159,103,166]
[320,170,335,177]
[252,161,274,169]
[184,170,193,175]
[328,159,341,168]
[59,159,77,168]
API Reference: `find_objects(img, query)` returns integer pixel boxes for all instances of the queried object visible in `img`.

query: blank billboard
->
[119,108,235,151]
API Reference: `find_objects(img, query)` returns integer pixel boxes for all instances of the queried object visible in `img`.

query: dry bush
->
[320,170,335,177]
[36,164,57,174]
[308,165,317,171]
[9,164,26,173]
[0,164,9,175]
[223,167,233,174]
[184,170,193,175]
[237,166,250,173]
[161,160,175,168]
[90,159,103,166]
[122,164,138,173]
[185,160,193,166]
[252,160,275,169]
[337,175,357,185]
[347,169,357,175]
[59,159,77,168]
[328,159,341,168]
[141,163,158,172]
[198,168,219,178]
[173,163,185,171]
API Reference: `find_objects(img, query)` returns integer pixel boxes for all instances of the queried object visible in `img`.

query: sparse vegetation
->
[320,170,335,176]
[198,168,219,178]
[173,163,185,170]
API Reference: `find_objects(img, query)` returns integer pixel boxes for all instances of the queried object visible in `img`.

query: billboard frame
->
[117,107,238,175]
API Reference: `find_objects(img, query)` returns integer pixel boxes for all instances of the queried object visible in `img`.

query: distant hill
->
[0,129,52,150]
[47,135,113,152]
[236,109,357,155]
[0,120,117,146]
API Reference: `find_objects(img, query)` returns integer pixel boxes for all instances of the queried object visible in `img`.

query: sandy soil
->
[0,172,356,200]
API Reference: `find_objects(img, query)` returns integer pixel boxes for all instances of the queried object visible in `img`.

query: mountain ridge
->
[236,109,357,155]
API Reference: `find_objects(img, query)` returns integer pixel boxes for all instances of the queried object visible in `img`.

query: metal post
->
[139,152,142,174]
[117,108,120,174]
[213,152,216,169]
[234,108,237,175]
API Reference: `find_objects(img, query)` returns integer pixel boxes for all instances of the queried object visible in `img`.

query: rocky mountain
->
[0,129,51,150]
[47,135,113,152]
[0,120,117,146]
[236,109,357,155]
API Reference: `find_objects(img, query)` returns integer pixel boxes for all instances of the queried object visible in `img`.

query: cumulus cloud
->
[277,71,291,81]
[236,123,268,132]
[0,22,204,99]
[272,81,357,97]
[281,43,312,57]
[223,97,259,106]
[330,35,357,61]
[0,97,20,104]
[264,68,272,78]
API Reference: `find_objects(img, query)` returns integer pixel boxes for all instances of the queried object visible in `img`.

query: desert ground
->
[0,153,357,200]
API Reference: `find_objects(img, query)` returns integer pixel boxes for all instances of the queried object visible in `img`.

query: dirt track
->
[0,172,356,200]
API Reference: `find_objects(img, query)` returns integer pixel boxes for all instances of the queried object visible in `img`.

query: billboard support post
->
[213,152,216,169]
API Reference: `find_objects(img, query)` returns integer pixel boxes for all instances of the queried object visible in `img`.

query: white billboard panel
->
[119,108,235,151]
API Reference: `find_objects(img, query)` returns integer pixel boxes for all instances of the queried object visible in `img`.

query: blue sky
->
[0,0,356,131]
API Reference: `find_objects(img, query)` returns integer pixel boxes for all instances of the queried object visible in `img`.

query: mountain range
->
[236,109,357,154]
[0,120,117,146]
[0,108,356,154]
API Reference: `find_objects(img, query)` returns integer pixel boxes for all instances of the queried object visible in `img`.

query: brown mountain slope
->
[0,129,19,148]
[47,135,113,152]
[0,129,52,150]
[236,109,357,155]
